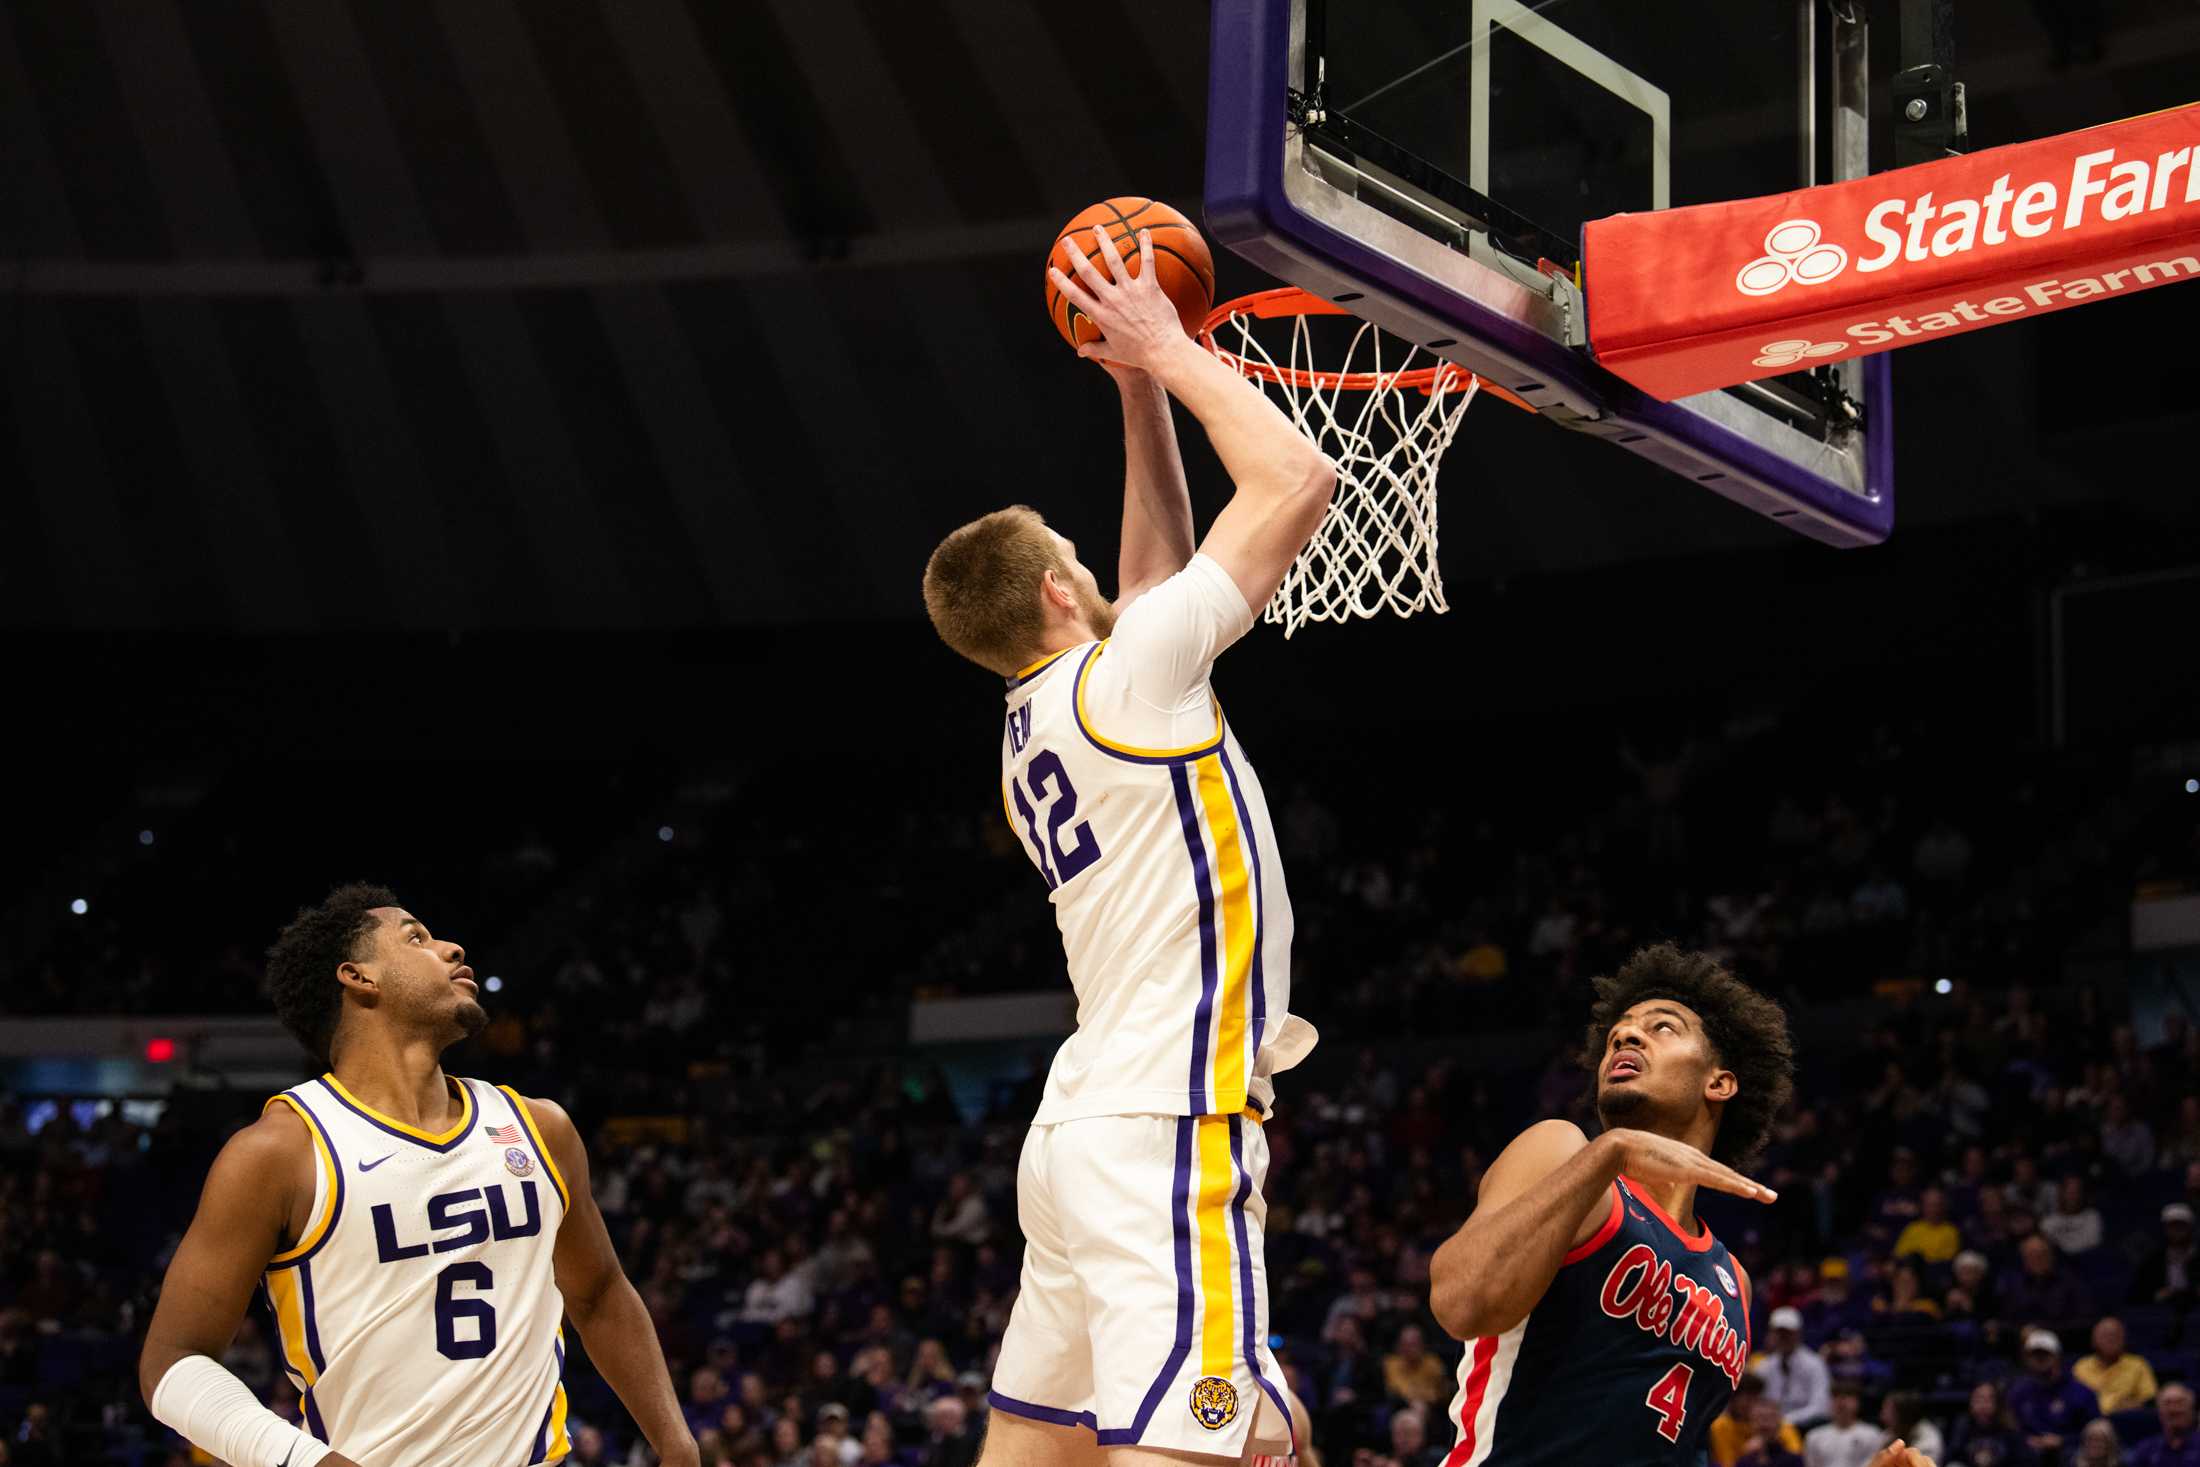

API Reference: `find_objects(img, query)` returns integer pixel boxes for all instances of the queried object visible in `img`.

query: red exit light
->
[145,1037,176,1063]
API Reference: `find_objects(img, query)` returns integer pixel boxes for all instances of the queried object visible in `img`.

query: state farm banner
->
[1583,101,2200,401]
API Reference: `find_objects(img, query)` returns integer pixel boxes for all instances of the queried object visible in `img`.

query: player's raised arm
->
[523,1095,699,1467]
[139,1105,366,1467]
[1100,360,1198,610]
[1051,227,1336,616]
[1428,1121,1775,1340]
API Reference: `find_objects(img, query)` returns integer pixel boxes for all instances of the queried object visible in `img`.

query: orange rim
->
[1200,287,1537,411]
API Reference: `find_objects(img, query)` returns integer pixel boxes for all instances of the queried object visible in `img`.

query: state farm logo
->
[1753,337,1847,368]
[1735,220,1849,296]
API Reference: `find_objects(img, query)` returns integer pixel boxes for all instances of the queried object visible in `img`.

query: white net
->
[1210,302,1480,637]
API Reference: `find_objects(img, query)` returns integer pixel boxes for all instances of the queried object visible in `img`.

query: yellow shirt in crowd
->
[2075,1352,2160,1415]
[1892,1218,1961,1264]
[1708,1414,1804,1467]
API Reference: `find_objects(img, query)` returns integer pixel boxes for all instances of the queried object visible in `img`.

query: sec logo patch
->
[504,1146,536,1178]
[1714,1265,1738,1296]
[1189,1376,1238,1431]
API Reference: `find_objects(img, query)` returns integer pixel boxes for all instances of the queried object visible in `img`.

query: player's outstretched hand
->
[1048,226,1193,375]
[1598,1128,1777,1203]
[1867,1439,1935,1467]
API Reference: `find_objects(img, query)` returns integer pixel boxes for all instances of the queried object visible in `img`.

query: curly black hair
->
[1580,942,1795,1170]
[265,882,399,1065]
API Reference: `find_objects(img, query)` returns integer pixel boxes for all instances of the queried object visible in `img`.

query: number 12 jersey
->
[999,553,1316,1125]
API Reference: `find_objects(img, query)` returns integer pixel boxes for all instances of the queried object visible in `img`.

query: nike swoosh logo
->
[279,1446,295,1467]
[358,1153,395,1172]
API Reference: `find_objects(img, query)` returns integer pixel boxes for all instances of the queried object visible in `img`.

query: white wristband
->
[150,1353,334,1467]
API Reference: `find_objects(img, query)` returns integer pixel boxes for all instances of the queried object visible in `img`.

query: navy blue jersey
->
[1440,1177,1751,1467]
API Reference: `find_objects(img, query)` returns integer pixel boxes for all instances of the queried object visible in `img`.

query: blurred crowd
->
[2,702,2194,1465]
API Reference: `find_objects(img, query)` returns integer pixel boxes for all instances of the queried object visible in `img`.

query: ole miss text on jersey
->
[1441,1177,1751,1467]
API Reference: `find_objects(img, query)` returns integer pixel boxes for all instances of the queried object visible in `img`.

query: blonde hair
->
[921,506,1066,676]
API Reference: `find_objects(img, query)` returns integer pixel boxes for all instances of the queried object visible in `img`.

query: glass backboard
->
[1206,0,1895,545]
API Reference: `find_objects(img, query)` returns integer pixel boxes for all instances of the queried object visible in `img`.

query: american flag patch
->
[485,1124,523,1144]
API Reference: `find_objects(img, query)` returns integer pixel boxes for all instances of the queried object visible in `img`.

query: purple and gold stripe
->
[1097,1115,1199,1446]
[1071,643,1226,765]
[317,1072,478,1154]
[265,1089,344,1267]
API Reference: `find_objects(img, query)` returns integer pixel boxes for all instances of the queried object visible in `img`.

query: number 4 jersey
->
[1442,1176,1752,1467]
[259,1073,574,1465]
[1001,553,1316,1125]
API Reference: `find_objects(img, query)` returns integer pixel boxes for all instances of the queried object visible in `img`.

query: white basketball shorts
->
[989,1111,1292,1458]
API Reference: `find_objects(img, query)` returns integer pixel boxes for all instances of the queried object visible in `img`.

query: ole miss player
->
[1426,945,1933,1467]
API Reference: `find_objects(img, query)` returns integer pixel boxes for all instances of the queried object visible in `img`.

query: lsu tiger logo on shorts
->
[1189,1376,1239,1431]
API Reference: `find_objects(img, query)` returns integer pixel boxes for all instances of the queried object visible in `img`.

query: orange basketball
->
[1045,197,1216,353]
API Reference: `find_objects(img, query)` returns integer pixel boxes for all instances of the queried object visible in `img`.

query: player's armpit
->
[138,1106,310,1406]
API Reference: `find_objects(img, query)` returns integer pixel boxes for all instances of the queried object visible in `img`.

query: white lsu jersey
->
[261,1073,573,1466]
[1000,553,1316,1124]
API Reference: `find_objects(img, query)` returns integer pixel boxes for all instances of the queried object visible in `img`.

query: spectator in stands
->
[1803,1382,1881,1467]
[1714,1379,1804,1467]
[2044,1177,2106,1256]
[1946,1250,2003,1327]
[2076,1317,2160,1416]
[1820,1331,1896,1398]
[1755,1308,1833,1430]
[2131,1383,2200,1467]
[690,1368,735,1439]
[920,1396,979,1467]
[2102,1095,2158,1180]
[1319,1315,1382,1424]
[1875,1261,1943,1322]
[1806,1261,1871,1344]
[745,1249,817,1325]
[568,1423,611,1465]
[1382,1326,1449,1409]
[2008,1235,2097,1324]
[1388,1406,1442,1467]
[2158,1100,2200,1175]
[1869,1149,1927,1248]
[1739,1396,1807,1467]
[2008,1329,2102,1462]
[2009,1158,2058,1221]
[1943,1380,2030,1467]
[928,1174,990,1248]
[2134,1206,2200,1309]
[2077,1417,2127,1467]
[1879,1392,1946,1464]
[1896,1187,1963,1266]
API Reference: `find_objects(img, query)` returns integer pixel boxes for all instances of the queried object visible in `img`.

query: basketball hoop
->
[1200,288,1534,637]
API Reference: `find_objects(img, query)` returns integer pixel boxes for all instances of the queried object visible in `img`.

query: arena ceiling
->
[4,0,2199,630]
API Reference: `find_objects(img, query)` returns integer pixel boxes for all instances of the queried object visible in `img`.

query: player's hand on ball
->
[1048,227,1191,374]
[1868,1439,1935,1467]
[1597,1128,1778,1203]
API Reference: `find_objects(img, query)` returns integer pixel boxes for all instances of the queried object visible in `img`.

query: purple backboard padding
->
[1202,0,1894,547]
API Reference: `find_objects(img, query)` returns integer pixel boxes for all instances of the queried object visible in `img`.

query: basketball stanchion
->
[1200,288,1534,637]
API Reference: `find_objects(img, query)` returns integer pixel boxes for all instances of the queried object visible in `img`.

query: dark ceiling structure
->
[4,0,2200,632]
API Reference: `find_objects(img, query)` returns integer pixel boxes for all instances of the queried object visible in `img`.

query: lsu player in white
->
[139,884,695,1467]
[922,225,1335,1467]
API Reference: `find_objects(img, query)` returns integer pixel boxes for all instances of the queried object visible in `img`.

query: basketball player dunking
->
[1426,945,1933,1467]
[139,884,695,1467]
[922,226,1334,1467]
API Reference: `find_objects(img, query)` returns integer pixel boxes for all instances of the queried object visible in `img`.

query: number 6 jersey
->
[1000,553,1316,1125]
[259,1073,573,1465]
